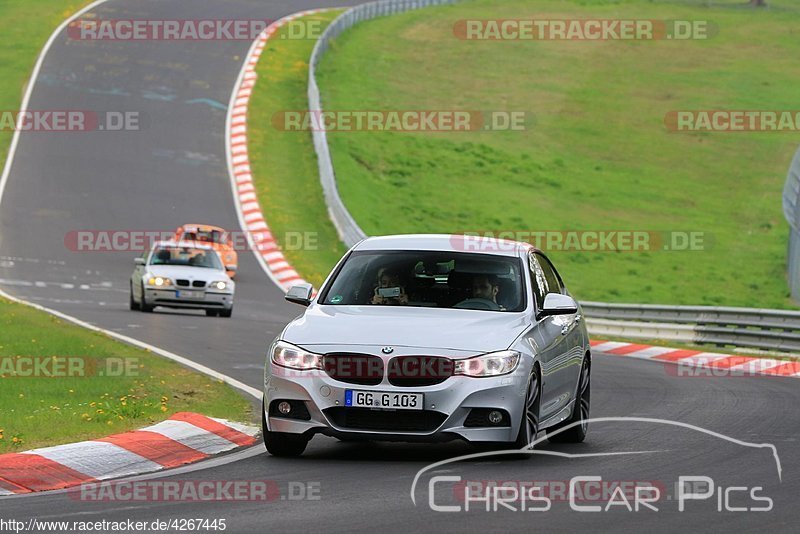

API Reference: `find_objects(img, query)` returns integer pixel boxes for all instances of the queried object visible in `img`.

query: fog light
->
[278,401,292,415]
[488,410,503,425]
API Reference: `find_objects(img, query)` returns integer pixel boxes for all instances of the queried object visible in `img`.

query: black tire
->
[547,358,590,443]
[511,369,541,454]
[261,400,308,457]
[129,283,139,311]
[219,307,232,318]
[206,309,219,317]
[139,284,154,313]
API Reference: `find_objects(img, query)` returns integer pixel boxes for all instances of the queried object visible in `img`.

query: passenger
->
[370,269,409,305]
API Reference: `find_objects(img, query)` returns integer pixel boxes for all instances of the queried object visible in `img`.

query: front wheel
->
[262,400,308,457]
[139,284,154,313]
[512,370,541,453]
[129,282,139,311]
[547,358,590,443]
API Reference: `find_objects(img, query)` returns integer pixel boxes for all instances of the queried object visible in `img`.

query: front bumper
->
[144,288,233,310]
[264,363,529,443]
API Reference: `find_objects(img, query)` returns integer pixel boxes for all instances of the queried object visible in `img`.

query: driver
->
[458,274,505,310]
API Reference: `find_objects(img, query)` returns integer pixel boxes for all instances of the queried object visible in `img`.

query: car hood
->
[143,265,228,282]
[283,305,530,353]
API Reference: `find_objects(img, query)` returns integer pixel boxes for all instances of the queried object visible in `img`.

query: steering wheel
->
[453,298,501,311]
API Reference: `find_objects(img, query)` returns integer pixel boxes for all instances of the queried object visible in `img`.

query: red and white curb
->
[592,340,800,378]
[0,413,258,495]
[226,9,333,292]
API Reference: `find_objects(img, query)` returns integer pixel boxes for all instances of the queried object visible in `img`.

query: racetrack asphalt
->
[0,1,798,532]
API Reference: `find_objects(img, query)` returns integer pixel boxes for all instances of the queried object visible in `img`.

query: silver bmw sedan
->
[263,234,590,456]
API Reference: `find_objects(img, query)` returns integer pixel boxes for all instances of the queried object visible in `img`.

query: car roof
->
[152,240,215,251]
[353,234,535,257]
[179,224,225,232]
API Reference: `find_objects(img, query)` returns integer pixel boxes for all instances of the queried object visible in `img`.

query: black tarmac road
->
[0,1,797,532]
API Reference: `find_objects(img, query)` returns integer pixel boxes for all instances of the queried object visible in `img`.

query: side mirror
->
[134,257,145,266]
[538,293,578,318]
[226,265,237,272]
[285,283,313,307]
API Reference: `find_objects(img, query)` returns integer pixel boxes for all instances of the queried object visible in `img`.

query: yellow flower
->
[18,394,23,399]
[160,405,167,412]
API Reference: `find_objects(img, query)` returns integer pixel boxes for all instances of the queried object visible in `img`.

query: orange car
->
[173,224,238,278]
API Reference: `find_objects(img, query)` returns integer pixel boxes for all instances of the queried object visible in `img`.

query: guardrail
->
[308,0,457,247]
[582,302,800,353]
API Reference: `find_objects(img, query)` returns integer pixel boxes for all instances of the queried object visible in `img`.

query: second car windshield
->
[321,250,525,312]
[149,246,223,270]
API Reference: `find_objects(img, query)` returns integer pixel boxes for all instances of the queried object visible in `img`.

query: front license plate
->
[176,290,203,299]
[345,390,423,410]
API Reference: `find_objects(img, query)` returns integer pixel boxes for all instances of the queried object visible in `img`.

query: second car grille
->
[322,353,384,386]
[387,356,454,387]
[192,280,206,288]
[323,407,447,432]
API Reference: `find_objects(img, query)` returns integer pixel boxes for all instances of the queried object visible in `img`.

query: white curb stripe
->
[22,441,162,480]
[142,420,240,455]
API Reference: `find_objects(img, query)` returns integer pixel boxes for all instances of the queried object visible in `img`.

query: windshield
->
[321,251,525,312]
[149,245,223,270]
[182,229,225,244]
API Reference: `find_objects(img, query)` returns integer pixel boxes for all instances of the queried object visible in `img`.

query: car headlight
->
[454,350,520,377]
[210,280,229,291]
[271,341,322,370]
[147,276,172,287]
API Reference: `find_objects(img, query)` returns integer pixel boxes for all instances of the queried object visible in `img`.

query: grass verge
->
[246,10,346,288]
[0,296,251,453]
[313,0,800,308]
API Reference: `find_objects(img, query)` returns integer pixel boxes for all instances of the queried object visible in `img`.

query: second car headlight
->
[147,276,172,287]
[271,341,322,370]
[210,280,229,291]
[454,350,520,377]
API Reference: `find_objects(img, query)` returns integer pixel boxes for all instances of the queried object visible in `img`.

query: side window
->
[535,253,564,295]
[528,253,547,309]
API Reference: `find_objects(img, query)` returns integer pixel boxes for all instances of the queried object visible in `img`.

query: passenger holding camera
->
[370,269,409,305]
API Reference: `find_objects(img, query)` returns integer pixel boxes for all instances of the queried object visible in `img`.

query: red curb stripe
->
[589,339,604,347]
[760,361,800,376]
[0,453,96,492]
[652,349,702,362]
[707,356,756,369]
[0,476,31,494]
[96,431,207,468]
[168,413,255,447]
[605,343,652,355]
